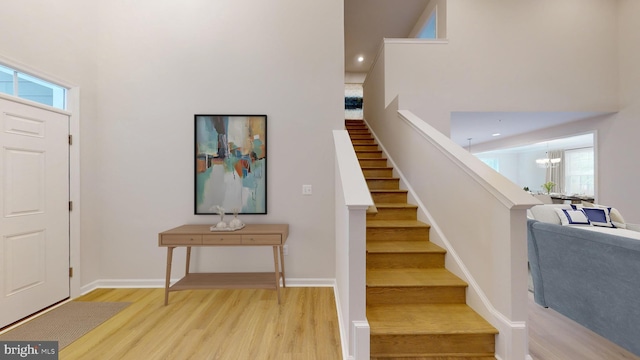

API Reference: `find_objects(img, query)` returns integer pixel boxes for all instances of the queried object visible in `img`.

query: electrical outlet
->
[283,244,289,255]
[302,184,312,195]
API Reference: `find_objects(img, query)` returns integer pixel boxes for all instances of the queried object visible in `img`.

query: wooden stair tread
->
[359,156,387,160]
[365,176,399,180]
[367,240,444,254]
[367,268,467,287]
[372,203,418,209]
[362,166,393,170]
[367,303,498,335]
[367,220,430,228]
[371,353,496,359]
[370,189,407,193]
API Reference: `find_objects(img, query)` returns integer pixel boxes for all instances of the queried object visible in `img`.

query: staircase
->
[345,119,498,360]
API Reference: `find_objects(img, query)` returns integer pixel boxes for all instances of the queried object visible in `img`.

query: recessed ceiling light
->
[357,56,364,62]
[492,133,501,137]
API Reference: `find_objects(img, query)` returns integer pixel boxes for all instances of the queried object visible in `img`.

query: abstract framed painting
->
[194,114,267,214]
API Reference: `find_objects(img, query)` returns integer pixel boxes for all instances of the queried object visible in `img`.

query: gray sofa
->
[527,218,640,356]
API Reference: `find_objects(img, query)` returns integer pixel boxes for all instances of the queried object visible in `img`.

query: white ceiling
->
[473,133,594,156]
[344,0,430,73]
[449,112,605,148]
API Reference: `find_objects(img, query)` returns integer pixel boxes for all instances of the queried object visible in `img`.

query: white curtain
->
[545,150,565,193]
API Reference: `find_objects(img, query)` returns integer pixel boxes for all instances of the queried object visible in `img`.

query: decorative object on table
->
[210,224,245,232]
[213,205,227,229]
[228,208,244,229]
[209,206,246,231]
[541,181,555,194]
[195,114,267,215]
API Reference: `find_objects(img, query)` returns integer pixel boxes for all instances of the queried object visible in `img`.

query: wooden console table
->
[158,224,289,305]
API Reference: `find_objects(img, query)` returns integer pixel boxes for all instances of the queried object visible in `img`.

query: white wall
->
[1,0,344,286]
[599,0,640,223]
[518,151,547,192]
[345,72,367,84]
[384,0,619,136]
[376,0,640,222]
[0,0,101,285]
[474,151,525,187]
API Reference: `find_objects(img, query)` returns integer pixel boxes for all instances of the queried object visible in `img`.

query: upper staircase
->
[345,119,498,360]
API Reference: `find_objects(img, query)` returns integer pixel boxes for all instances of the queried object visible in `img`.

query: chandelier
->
[536,154,561,168]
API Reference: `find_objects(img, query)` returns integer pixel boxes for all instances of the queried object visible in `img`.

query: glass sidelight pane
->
[18,72,66,109]
[0,64,14,96]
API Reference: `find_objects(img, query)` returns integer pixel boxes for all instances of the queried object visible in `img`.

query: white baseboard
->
[80,277,336,296]
[332,282,349,360]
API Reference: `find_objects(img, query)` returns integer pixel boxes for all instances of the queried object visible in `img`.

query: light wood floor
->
[61,288,342,360]
[528,292,640,360]
[19,288,637,359]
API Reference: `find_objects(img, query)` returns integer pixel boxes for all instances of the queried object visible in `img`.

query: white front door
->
[0,97,70,327]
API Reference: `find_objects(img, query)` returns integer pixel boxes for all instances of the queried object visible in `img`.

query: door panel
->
[4,230,45,296]
[0,98,69,327]
[4,148,45,216]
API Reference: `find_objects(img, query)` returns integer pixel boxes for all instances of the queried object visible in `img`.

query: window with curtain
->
[546,150,565,193]
[564,147,594,196]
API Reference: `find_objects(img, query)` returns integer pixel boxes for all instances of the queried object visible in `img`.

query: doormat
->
[0,301,130,349]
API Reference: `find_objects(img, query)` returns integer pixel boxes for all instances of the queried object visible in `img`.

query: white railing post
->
[334,130,373,360]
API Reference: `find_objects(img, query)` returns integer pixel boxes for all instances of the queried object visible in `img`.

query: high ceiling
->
[344,0,430,73]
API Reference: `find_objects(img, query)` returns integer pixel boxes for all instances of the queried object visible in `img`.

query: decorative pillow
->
[582,207,616,228]
[609,208,627,229]
[554,208,591,226]
[530,204,572,224]
[580,202,626,228]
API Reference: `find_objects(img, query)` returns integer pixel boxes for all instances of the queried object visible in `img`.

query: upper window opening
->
[417,8,437,39]
[0,63,67,110]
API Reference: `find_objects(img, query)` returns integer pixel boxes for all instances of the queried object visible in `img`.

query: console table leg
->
[279,245,286,288]
[185,246,192,275]
[164,247,175,306]
[273,246,281,304]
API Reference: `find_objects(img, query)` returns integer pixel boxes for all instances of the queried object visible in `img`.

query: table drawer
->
[203,234,242,245]
[242,234,281,245]
[161,234,202,245]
